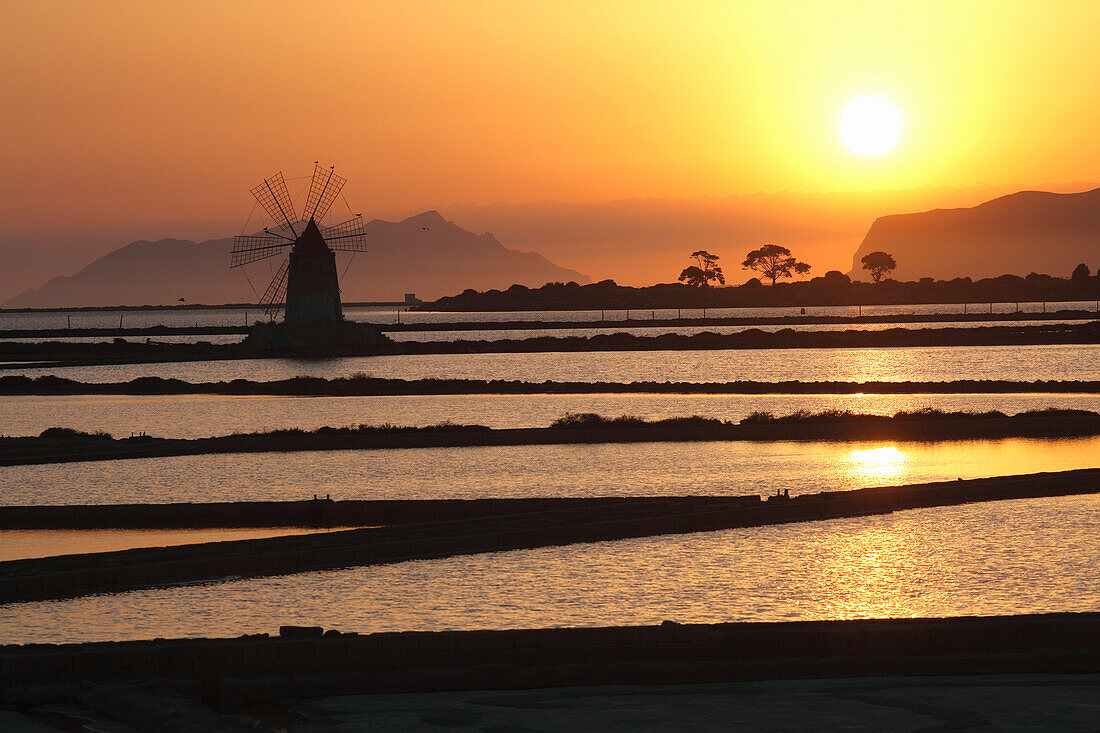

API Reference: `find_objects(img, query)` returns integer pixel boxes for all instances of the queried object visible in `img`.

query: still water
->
[2,494,1096,644]
[2,436,1096,506]
[0,528,348,562]
[6,344,1099,383]
[4,392,1100,439]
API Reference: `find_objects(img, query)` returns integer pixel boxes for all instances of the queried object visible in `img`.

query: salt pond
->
[3,494,1096,644]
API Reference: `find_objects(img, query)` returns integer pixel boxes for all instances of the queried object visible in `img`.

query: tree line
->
[679,244,1099,288]
[678,246,903,287]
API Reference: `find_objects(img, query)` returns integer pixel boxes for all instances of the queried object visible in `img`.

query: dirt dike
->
[2,612,1099,700]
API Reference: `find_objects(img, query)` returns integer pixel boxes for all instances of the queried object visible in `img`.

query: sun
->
[839,97,903,156]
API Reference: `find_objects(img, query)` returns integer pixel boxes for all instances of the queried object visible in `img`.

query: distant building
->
[404,293,422,305]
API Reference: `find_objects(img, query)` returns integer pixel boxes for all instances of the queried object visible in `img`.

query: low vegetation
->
[422,270,1100,311]
[740,407,1099,424]
[4,408,1098,468]
[550,413,725,429]
[227,422,493,438]
[4,374,1100,397]
[37,427,112,440]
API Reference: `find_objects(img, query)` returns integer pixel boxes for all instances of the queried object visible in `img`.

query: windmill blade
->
[260,257,290,318]
[266,218,306,241]
[303,163,347,222]
[321,216,368,251]
[230,235,291,268]
[250,172,299,235]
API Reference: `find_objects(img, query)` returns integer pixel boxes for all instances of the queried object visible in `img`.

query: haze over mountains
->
[4,212,588,308]
[4,187,1098,308]
[850,188,1100,281]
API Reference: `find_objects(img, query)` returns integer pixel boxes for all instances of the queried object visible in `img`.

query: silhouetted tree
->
[861,251,898,283]
[1071,263,1091,281]
[679,250,725,287]
[741,244,811,285]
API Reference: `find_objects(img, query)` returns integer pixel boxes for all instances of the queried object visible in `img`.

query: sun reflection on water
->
[845,445,909,485]
[805,521,942,620]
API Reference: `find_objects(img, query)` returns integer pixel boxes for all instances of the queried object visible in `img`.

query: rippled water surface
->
[3,494,1096,644]
[6,343,1099,383]
[4,392,1100,438]
[3,436,1096,506]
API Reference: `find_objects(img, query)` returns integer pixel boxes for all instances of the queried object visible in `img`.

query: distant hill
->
[4,211,588,308]
[850,188,1100,281]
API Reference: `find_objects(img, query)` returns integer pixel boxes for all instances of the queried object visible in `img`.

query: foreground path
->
[1,613,1099,731]
[1,469,1096,604]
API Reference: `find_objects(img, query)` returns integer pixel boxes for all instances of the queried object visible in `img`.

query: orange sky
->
[1,1,1098,292]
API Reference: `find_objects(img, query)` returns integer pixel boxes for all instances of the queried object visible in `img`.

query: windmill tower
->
[231,164,368,324]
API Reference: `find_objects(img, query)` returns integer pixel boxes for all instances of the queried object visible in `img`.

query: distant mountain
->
[849,188,1100,281]
[4,211,589,308]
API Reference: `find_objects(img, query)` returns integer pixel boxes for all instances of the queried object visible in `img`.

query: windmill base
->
[242,321,388,354]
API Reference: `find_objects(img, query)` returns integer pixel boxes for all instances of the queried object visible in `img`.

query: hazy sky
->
[1,1,1098,295]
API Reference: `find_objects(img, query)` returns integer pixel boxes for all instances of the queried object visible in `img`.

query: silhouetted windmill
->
[231,164,368,322]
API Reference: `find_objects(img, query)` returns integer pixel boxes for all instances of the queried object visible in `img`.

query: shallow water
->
[2,334,243,345]
[4,392,1100,439]
[3,494,1096,644]
[2,436,1096,506]
[6,343,1099,384]
[0,528,348,562]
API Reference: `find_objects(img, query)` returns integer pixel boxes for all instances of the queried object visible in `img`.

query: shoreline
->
[4,410,1099,466]
[2,320,1098,368]
[5,374,1100,396]
[2,307,1096,340]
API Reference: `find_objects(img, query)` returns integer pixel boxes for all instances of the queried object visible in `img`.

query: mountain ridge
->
[4,213,589,308]
[850,188,1100,280]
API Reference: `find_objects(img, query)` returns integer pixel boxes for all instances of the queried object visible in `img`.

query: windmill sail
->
[321,216,368,251]
[303,164,346,221]
[230,235,290,268]
[250,172,298,235]
[260,257,290,318]
[232,163,368,327]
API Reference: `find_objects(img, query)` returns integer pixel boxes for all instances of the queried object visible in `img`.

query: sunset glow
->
[2,1,1098,230]
[2,2,1099,724]
[840,98,903,156]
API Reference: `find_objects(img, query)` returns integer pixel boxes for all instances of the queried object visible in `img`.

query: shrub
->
[39,427,112,440]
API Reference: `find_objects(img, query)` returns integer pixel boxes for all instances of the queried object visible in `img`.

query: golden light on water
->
[807,522,936,620]
[846,445,909,484]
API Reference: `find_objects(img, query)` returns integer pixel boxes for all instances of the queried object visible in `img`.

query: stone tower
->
[284,219,343,324]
